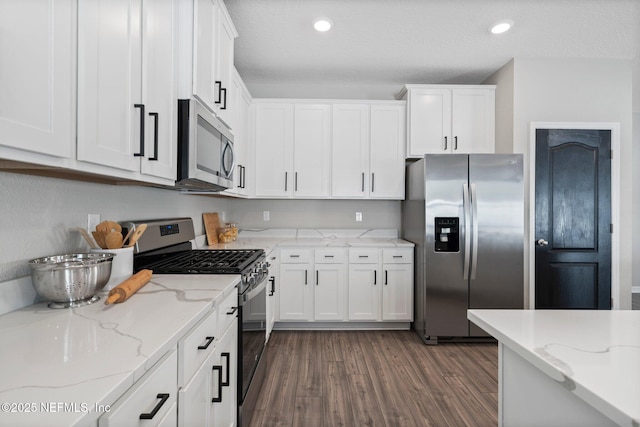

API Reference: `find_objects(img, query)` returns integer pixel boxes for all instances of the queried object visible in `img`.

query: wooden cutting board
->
[202,213,222,245]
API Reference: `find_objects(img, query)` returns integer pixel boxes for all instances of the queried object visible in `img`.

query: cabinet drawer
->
[314,248,347,264]
[348,248,380,264]
[218,289,238,336]
[99,350,177,427]
[280,248,313,263]
[382,248,413,264]
[178,308,218,386]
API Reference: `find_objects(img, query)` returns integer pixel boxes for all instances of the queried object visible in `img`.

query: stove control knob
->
[247,276,257,287]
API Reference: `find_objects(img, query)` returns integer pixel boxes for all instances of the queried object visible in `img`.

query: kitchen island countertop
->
[468,309,640,427]
[0,274,239,427]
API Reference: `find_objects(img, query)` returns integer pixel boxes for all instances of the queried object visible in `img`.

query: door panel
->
[535,129,611,309]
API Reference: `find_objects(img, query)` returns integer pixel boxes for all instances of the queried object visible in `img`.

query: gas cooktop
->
[134,249,264,275]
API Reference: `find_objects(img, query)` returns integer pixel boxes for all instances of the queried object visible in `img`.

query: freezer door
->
[424,155,470,338]
[468,155,524,336]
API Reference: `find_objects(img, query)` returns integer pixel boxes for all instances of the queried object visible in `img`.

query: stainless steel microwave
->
[176,99,234,192]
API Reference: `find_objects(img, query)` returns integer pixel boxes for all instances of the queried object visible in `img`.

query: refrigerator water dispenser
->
[435,217,459,252]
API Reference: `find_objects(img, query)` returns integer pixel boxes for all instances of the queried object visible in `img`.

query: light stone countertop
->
[468,309,640,427]
[0,274,239,427]
[200,228,415,253]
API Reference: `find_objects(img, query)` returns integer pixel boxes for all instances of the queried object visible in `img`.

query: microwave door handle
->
[221,140,234,177]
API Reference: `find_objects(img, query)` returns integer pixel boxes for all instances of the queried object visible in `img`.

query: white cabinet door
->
[178,350,213,427]
[254,103,294,197]
[0,0,74,161]
[369,104,405,199]
[212,4,236,127]
[279,263,312,321]
[348,264,380,321]
[382,263,413,321]
[77,0,143,172]
[211,323,237,427]
[293,104,331,198]
[266,251,279,341]
[99,350,177,427]
[224,71,251,197]
[140,0,178,181]
[331,104,369,198]
[192,0,217,110]
[451,88,495,154]
[406,88,451,156]
[314,264,347,321]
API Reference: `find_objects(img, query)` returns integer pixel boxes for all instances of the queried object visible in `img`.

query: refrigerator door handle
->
[470,183,479,280]
[463,183,471,280]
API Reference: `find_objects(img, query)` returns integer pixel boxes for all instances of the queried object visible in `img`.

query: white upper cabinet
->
[179,0,237,125]
[293,104,332,198]
[401,85,495,157]
[253,102,294,197]
[77,0,178,184]
[223,69,251,197]
[0,0,75,164]
[331,102,405,199]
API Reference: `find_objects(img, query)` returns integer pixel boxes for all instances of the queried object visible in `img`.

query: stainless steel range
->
[122,218,268,427]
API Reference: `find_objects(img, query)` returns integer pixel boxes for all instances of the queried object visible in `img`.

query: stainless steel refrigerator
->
[402,154,524,344]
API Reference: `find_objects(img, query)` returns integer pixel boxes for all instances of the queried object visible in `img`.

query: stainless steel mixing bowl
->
[28,253,114,308]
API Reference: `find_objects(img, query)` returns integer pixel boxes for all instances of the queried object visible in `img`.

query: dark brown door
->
[535,129,611,309]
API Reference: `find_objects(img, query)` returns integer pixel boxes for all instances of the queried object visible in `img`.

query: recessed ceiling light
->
[313,17,333,32]
[490,20,514,34]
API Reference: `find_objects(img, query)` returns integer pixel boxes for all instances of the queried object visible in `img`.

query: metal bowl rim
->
[28,253,115,269]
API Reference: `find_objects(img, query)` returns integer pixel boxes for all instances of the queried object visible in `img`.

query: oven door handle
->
[242,279,267,304]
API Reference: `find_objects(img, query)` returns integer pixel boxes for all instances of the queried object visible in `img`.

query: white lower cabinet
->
[277,246,413,325]
[266,250,279,341]
[382,249,414,321]
[99,350,178,427]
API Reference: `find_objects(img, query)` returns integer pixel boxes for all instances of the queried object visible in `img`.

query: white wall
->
[0,171,231,310]
[486,58,634,309]
[227,198,400,230]
[633,112,640,293]
[484,59,515,154]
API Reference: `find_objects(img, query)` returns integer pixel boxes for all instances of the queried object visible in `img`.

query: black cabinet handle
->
[269,276,275,296]
[241,165,246,189]
[221,87,227,110]
[211,365,223,403]
[371,173,375,192]
[454,136,458,150]
[237,166,243,188]
[358,255,369,258]
[304,270,308,285]
[294,172,298,191]
[148,112,158,161]
[139,393,169,419]
[214,81,222,104]
[134,104,145,156]
[226,306,238,316]
[374,270,377,285]
[221,352,230,386]
[385,270,388,285]
[316,270,319,286]
[444,136,448,151]
[197,336,215,350]
[362,172,365,192]
[285,172,288,191]
[324,255,334,258]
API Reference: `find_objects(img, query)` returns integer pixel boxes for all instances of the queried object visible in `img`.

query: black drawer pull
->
[290,254,300,258]
[269,276,275,296]
[393,255,403,258]
[227,307,238,316]
[374,270,377,285]
[139,393,169,419]
[324,255,334,258]
[197,336,215,350]
[221,352,230,386]
[385,270,388,285]
[358,255,369,258]
[211,365,223,403]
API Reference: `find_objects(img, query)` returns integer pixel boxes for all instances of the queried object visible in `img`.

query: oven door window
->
[196,115,222,176]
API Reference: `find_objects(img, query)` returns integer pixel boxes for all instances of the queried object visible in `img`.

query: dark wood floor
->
[249,330,498,427]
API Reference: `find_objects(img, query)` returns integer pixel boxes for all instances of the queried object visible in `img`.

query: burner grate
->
[134,249,264,274]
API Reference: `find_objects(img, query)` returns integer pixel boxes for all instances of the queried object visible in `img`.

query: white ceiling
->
[225,0,640,105]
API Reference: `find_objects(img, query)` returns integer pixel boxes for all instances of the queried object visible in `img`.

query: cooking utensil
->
[105,231,124,249]
[76,227,99,249]
[28,253,114,308]
[92,231,107,249]
[121,227,134,247]
[126,223,147,248]
[105,269,153,305]
[96,220,121,233]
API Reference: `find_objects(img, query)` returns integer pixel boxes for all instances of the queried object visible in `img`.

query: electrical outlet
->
[356,212,363,222]
[88,213,101,231]
[263,211,270,221]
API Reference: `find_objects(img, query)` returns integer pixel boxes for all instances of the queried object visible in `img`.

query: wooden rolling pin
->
[105,269,153,305]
